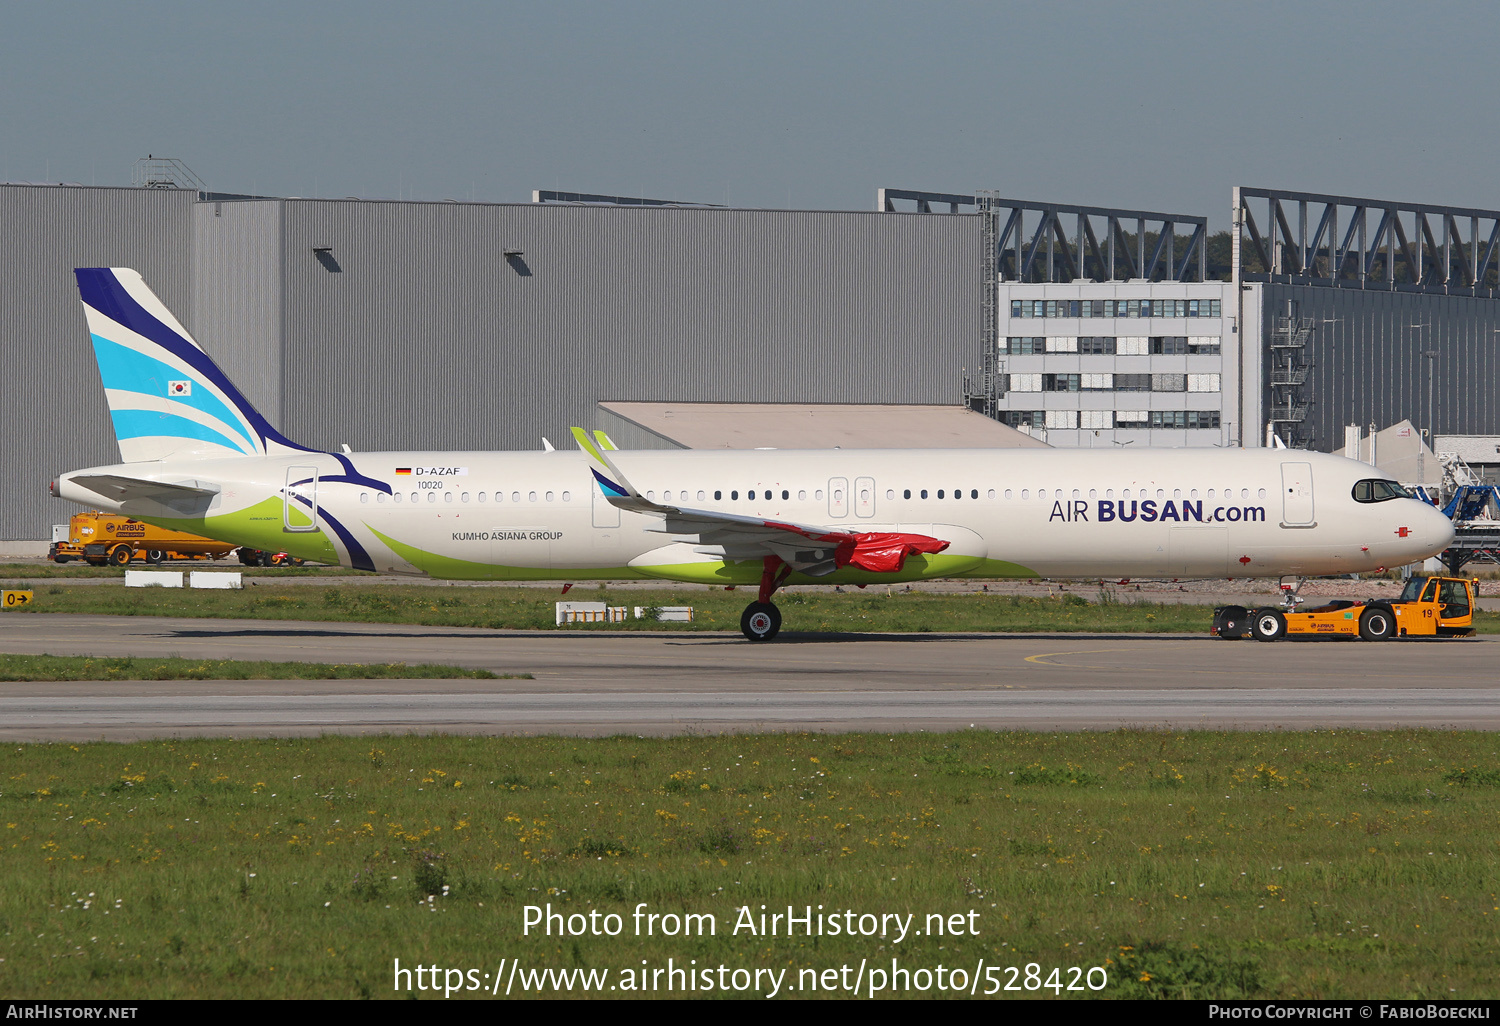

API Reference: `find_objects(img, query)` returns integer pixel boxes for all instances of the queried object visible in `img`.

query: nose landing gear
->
[740,555,793,642]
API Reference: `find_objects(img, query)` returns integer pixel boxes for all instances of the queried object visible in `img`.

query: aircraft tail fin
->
[74,267,306,463]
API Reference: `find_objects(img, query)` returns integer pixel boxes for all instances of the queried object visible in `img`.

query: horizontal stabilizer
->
[69,474,220,503]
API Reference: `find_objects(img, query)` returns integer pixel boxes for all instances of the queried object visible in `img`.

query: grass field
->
[4,582,1497,636]
[0,654,508,682]
[0,562,361,579]
[1,730,1497,999]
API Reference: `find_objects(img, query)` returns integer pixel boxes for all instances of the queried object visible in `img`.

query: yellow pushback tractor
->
[48,511,237,566]
[1213,576,1479,642]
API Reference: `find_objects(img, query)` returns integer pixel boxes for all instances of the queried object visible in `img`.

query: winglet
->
[571,425,652,508]
[570,426,604,463]
[594,430,618,451]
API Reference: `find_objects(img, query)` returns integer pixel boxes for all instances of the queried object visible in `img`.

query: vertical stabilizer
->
[74,267,305,462]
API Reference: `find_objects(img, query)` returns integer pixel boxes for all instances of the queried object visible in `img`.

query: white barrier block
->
[634,606,694,622]
[190,572,242,590]
[124,570,183,588]
[555,602,627,624]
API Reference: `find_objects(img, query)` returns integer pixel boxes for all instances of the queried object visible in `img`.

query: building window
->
[1043,373,1081,392]
[1078,336,1116,354]
[1009,373,1043,392]
[1152,373,1187,392]
[1114,373,1151,391]
[1044,410,1078,429]
[1080,410,1113,430]
[1081,373,1113,391]
[1011,298,1221,319]
[1148,410,1221,429]
[1116,336,1149,355]
[1001,410,1045,428]
[1150,336,1189,354]
[1187,373,1221,392]
[1004,336,1045,354]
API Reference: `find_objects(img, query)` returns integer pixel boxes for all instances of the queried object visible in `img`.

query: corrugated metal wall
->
[1263,284,1500,450]
[276,201,980,452]
[0,185,195,539]
[193,201,283,422]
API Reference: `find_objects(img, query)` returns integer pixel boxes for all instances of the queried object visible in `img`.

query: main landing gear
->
[740,556,793,642]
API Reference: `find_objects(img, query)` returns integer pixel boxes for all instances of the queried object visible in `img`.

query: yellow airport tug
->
[1213,575,1479,642]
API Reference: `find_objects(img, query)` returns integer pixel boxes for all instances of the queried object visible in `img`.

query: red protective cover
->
[834,532,950,573]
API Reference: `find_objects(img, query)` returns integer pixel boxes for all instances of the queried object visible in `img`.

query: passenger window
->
[460,492,469,503]
[904,489,911,499]
[1021,489,1029,499]
[393,493,402,503]
[545,491,554,502]
[426,493,436,504]
[1004,489,1012,499]
[697,490,706,501]
[477,492,486,503]
[782,490,789,500]
[376,493,386,504]
[921,489,928,499]
[714,491,722,500]
[885,489,894,500]
[972,489,979,499]
[444,492,453,503]
[360,492,369,503]
[797,490,806,500]
[411,493,419,503]
[528,491,537,502]
[815,489,823,500]
[985,489,994,499]
[562,491,570,502]
[731,491,738,500]
[512,492,520,503]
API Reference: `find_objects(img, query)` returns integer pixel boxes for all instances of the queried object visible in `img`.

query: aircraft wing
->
[68,474,220,503]
[570,428,947,576]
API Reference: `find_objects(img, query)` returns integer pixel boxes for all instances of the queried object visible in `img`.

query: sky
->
[3,1,1496,228]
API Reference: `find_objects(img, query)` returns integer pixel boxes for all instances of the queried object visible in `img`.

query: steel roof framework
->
[1232,186,1500,296]
[878,188,1209,283]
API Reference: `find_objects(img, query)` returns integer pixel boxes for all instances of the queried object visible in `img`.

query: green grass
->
[0,654,509,681]
[3,581,1497,636]
[0,562,358,579]
[2,730,1498,999]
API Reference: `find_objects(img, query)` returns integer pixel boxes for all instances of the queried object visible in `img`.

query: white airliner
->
[52,268,1454,640]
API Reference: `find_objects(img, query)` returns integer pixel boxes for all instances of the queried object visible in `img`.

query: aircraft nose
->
[1416,501,1455,556]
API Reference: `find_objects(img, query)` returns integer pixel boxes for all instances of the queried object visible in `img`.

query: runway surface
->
[2,615,1498,739]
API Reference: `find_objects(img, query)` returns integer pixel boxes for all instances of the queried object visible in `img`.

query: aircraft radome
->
[53,268,1454,641]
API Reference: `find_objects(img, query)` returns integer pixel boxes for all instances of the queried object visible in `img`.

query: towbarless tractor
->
[1213,575,1479,641]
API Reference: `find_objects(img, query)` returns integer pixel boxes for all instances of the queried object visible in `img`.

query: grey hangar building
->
[4,174,1500,546]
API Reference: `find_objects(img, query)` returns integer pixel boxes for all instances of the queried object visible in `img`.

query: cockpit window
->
[1352,479,1410,503]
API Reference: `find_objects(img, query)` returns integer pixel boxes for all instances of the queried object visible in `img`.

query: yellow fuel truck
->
[49,511,237,566]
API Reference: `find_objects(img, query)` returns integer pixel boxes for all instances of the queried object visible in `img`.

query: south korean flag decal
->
[167,380,192,397]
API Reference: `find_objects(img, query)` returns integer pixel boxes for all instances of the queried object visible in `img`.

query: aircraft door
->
[591,480,620,528]
[284,466,318,532]
[1280,462,1315,526]
[828,477,849,518]
[854,476,875,518]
